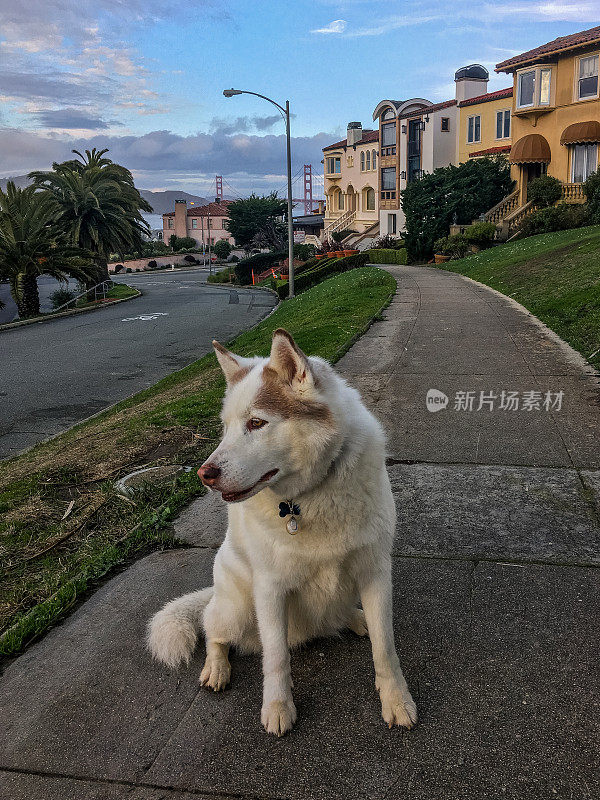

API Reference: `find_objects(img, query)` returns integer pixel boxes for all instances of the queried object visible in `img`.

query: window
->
[337,191,344,211]
[382,108,395,121]
[518,70,536,107]
[192,218,198,229]
[360,152,365,171]
[496,109,511,139]
[578,55,599,99]
[168,218,174,229]
[347,156,353,167]
[366,150,371,170]
[539,69,551,105]
[372,149,377,170]
[365,187,375,211]
[467,115,481,144]
[571,143,598,183]
[381,167,396,190]
[381,122,396,147]
[326,156,341,174]
[388,214,397,235]
[441,117,450,132]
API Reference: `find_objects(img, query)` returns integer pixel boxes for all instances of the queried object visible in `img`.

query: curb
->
[0,288,142,333]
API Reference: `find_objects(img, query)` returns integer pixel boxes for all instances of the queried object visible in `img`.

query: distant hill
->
[139,190,210,214]
[0,175,31,190]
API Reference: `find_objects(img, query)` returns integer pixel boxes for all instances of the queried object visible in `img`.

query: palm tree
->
[30,149,152,284]
[0,182,93,318]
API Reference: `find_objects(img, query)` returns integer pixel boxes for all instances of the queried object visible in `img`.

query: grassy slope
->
[437,226,600,369]
[0,267,395,658]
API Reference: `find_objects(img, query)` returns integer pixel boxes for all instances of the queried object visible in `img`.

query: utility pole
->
[207,205,212,276]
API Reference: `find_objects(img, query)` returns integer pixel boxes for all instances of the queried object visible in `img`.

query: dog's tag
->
[286,516,299,535]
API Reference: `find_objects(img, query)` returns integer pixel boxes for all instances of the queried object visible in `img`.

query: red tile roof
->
[399,99,456,118]
[163,200,232,218]
[468,145,512,158]
[323,129,379,151]
[496,25,600,72]
[459,87,513,107]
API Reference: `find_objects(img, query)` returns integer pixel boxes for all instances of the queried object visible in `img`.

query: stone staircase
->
[322,209,356,238]
[340,220,380,251]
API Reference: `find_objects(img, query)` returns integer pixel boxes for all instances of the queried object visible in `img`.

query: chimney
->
[174,199,187,238]
[455,64,489,104]
[346,121,363,146]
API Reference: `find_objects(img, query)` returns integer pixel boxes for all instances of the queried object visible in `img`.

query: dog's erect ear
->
[268,328,314,388]
[213,340,250,385]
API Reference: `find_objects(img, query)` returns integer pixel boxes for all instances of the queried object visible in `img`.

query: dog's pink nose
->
[198,463,221,485]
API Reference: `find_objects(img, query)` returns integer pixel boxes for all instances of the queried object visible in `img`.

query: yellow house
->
[322,122,380,247]
[458,87,513,164]
[496,25,600,208]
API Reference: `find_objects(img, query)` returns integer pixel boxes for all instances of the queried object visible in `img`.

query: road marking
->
[122,313,169,322]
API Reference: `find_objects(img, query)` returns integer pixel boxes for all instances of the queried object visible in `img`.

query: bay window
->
[539,69,551,105]
[571,143,598,183]
[517,66,554,109]
[326,156,341,174]
[578,55,599,100]
[518,70,535,107]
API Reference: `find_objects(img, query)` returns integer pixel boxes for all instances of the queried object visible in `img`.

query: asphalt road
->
[0,276,86,324]
[0,270,276,459]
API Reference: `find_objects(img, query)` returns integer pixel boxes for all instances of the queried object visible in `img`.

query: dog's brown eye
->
[247,418,267,431]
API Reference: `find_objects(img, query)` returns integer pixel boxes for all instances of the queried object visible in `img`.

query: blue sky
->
[0,0,598,195]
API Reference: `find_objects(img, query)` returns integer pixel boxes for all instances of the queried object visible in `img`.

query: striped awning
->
[509,134,551,164]
[560,121,600,145]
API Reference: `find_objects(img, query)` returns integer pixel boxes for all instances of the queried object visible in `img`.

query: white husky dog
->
[147,328,416,736]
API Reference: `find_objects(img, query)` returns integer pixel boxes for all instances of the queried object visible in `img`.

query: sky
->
[0,0,599,196]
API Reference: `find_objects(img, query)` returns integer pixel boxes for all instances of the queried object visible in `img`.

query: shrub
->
[527,175,563,208]
[228,254,239,262]
[295,257,321,275]
[126,267,132,273]
[584,171,600,223]
[372,234,404,250]
[207,266,235,284]
[147,260,157,269]
[234,250,286,285]
[184,254,197,263]
[50,287,77,310]
[213,239,232,259]
[169,235,197,251]
[113,264,124,273]
[434,234,470,259]
[519,202,591,237]
[275,252,369,299]
[331,229,357,244]
[365,248,407,265]
[293,242,317,260]
[464,221,496,248]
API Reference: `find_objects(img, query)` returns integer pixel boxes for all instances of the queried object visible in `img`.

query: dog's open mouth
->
[221,469,279,502]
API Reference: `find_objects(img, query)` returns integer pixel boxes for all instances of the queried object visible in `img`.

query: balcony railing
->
[562,183,586,202]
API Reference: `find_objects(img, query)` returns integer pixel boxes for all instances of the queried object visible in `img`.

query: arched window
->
[372,149,377,170]
[338,191,345,211]
[360,152,365,171]
[366,150,371,170]
[364,187,375,211]
[382,108,395,120]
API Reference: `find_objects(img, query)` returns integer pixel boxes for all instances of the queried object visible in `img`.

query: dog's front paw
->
[200,653,231,691]
[261,698,297,737]
[379,682,417,730]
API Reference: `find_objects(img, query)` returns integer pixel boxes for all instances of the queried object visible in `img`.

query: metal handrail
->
[52,280,115,313]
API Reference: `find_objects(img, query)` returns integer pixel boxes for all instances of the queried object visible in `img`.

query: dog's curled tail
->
[147,587,213,669]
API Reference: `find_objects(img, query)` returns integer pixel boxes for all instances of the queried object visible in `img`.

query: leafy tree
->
[527,175,562,208]
[30,148,152,284]
[213,239,232,259]
[584,170,600,223]
[0,182,94,318]
[401,157,513,262]
[225,193,288,251]
[169,235,196,251]
[251,218,287,251]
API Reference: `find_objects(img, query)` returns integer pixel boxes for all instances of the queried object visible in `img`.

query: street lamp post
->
[223,88,294,298]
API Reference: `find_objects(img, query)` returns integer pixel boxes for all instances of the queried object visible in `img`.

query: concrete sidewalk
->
[1,265,599,799]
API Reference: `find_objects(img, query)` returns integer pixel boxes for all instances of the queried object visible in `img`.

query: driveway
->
[0,270,275,458]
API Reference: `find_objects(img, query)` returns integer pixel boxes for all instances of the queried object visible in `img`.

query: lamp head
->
[223,89,242,97]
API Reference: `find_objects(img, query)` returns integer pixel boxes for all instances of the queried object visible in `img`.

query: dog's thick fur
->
[147,328,416,736]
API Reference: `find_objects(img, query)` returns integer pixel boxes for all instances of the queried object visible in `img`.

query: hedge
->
[365,248,407,265]
[276,252,369,299]
[234,250,286,285]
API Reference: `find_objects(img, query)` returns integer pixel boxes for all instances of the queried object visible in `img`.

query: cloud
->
[0,127,334,191]
[482,0,600,21]
[30,109,124,130]
[209,115,282,135]
[311,19,347,34]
